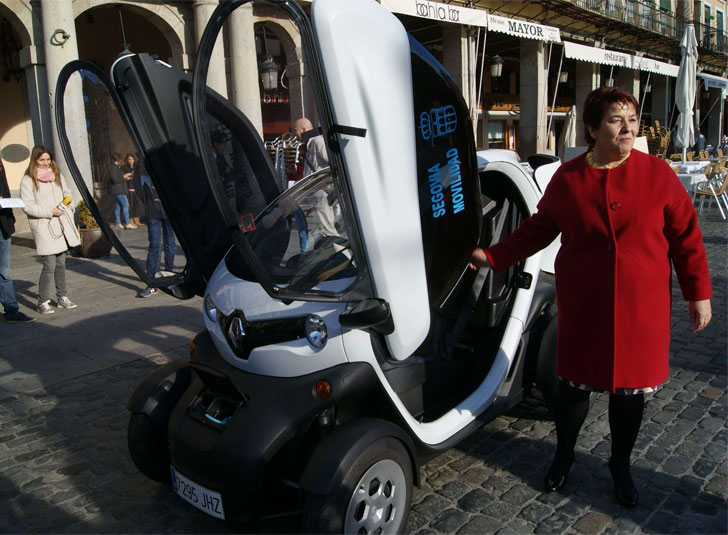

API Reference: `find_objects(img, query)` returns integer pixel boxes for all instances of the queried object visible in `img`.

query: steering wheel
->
[288,243,353,291]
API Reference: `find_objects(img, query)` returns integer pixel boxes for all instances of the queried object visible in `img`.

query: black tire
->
[302,437,413,535]
[128,412,171,484]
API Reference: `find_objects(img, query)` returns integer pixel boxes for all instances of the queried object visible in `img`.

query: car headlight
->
[304,315,327,350]
[204,294,218,323]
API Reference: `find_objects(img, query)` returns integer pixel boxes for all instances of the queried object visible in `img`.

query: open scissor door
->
[189,0,372,304]
[192,0,458,359]
[55,57,233,298]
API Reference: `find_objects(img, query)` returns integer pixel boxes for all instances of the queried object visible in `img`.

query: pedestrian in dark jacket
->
[108,153,136,230]
[123,153,145,227]
[0,160,34,322]
[137,164,175,298]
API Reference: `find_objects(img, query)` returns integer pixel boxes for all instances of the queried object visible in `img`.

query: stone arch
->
[0,2,38,192]
[72,0,190,59]
[0,1,34,48]
[254,16,316,126]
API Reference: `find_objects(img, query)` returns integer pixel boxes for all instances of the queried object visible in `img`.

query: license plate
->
[170,466,225,520]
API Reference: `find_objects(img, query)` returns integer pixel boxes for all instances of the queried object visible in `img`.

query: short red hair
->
[583,87,640,145]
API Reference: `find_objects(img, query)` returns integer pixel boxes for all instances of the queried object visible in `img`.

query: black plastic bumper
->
[167,329,379,524]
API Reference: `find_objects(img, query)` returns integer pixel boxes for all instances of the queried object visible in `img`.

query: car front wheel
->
[127,412,170,484]
[303,437,413,534]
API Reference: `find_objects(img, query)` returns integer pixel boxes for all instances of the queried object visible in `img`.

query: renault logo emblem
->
[227,317,246,350]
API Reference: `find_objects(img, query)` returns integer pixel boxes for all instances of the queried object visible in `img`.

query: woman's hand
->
[689,299,712,332]
[52,207,63,217]
[469,248,491,271]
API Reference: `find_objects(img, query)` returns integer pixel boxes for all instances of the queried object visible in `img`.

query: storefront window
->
[488,121,505,148]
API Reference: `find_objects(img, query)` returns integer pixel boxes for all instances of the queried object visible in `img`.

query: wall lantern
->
[490,54,504,78]
[259,24,279,91]
[558,71,569,84]
[259,57,279,90]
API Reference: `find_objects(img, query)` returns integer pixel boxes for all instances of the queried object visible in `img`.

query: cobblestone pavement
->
[0,213,725,534]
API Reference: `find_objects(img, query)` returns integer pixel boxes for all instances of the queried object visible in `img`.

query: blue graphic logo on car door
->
[419,105,457,140]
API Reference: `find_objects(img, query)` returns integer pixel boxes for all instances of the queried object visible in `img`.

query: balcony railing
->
[573,0,679,39]
[694,20,728,53]
[570,0,728,54]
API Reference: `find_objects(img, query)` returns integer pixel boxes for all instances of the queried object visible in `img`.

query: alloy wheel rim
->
[344,459,407,535]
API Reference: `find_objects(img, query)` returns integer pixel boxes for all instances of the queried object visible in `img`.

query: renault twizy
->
[54,0,561,532]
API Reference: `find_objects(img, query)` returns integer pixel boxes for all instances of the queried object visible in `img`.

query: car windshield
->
[245,168,357,293]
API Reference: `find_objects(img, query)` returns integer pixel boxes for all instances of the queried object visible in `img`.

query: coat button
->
[610,201,621,210]
[606,242,613,251]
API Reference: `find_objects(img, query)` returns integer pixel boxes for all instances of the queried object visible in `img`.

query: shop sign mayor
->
[487,13,561,43]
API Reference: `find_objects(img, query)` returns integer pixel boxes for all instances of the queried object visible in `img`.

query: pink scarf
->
[36,168,56,183]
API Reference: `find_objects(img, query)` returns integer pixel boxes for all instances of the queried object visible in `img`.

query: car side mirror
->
[339,298,394,335]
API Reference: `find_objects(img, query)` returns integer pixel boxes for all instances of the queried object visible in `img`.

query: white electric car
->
[55,0,561,532]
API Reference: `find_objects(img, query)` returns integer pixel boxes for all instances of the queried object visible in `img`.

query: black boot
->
[544,382,590,492]
[608,393,644,507]
[544,451,574,492]
[608,457,639,507]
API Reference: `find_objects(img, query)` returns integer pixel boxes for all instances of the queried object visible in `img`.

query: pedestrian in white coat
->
[19,146,80,315]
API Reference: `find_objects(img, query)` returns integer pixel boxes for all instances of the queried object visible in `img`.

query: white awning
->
[564,41,679,77]
[380,0,487,27]
[697,72,728,89]
[486,13,561,43]
[380,0,561,42]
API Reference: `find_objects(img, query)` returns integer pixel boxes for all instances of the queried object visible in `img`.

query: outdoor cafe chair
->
[693,166,728,220]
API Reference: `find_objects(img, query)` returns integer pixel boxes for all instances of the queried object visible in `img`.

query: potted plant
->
[77,199,113,258]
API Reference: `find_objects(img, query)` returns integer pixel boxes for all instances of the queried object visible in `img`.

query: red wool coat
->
[486,150,712,392]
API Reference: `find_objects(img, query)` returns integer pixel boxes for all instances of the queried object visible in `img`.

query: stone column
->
[19,45,52,149]
[40,0,85,193]
[519,39,548,156]
[194,0,227,98]
[441,24,474,108]
[574,61,599,146]
[169,53,193,73]
[228,4,263,137]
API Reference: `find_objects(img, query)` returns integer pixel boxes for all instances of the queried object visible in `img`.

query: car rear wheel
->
[303,437,412,534]
[128,412,170,484]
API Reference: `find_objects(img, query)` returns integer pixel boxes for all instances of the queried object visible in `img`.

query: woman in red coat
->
[470,87,712,507]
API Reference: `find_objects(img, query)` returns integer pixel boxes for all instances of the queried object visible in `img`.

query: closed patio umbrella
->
[675,24,698,160]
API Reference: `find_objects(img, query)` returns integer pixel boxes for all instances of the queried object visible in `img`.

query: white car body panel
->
[204,260,349,377]
[313,0,430,360]
[343,313,525,445]
[478,151,560,275]
[533,160,562,275]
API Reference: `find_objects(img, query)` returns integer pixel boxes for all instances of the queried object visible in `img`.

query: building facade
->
[1,0,726,206]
